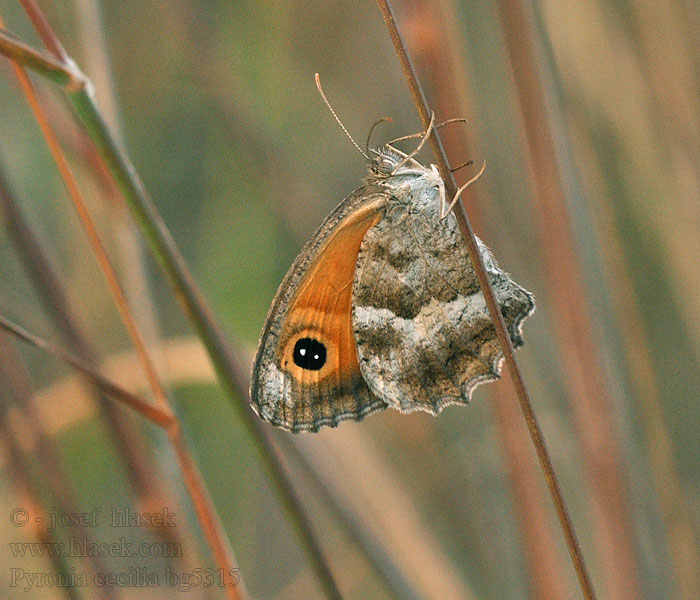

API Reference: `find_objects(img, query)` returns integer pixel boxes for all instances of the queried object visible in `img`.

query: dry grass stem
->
[376,1,597,598]
[497,1,643,596]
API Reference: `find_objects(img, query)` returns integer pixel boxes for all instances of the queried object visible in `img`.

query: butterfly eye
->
[292,337,327,371]
[374,156,394,176]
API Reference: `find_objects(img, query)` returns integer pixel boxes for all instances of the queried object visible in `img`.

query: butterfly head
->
[366,145,431,180]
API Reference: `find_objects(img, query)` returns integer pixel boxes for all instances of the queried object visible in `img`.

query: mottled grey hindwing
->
[352,190,535,414]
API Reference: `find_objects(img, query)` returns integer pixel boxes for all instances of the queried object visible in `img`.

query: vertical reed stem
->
[376,2,597,598]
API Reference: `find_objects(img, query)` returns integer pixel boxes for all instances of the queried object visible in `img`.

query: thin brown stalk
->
[376,2,597,598]
[0,311,246,598]
[0,164,173,517]
[17,0,70,62]
[0,22,344,598]
[1,19,244,597]
[497,1,643,598]
[0,394,81,600]
[584,137,700,599]
[402,1,573,596]
[167,428,249,598]
[0,338,115,600]
[0,315,173,427]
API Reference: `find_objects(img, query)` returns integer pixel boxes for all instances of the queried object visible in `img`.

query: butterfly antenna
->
[315,73,369,160]
[365,117,393,156]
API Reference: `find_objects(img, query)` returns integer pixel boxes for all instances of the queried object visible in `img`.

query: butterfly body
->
[251,146,534,432]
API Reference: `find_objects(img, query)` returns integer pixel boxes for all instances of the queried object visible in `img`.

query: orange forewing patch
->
[279,201,384,385]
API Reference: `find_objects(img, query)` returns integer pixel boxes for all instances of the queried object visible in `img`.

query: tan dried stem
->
[0,316,173,427]
[0,311,245,598]
[0,395,82,600]
[497,1,644,598]
[0,338,114,600]
[0,13,243,598]
[402,1,574,596]
[376,1,597,598]
[0,16,343,598]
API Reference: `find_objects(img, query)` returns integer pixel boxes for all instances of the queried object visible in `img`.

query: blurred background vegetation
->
[0,0,699,598]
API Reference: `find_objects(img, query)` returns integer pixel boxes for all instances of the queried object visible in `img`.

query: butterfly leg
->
[434,168,448,220]
[440,160,487,220]
[386,118,468,146]
[392,112,436,173]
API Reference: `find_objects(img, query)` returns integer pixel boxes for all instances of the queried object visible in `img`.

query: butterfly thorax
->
[365,145,443,214]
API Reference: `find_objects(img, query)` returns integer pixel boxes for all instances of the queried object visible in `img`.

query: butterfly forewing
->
[251,187,389,432]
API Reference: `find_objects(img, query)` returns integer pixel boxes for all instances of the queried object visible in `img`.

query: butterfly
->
[250,84,534,432]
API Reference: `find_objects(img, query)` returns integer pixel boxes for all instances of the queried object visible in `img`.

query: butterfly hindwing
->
[352,183,535,414]
[251,186,389,432]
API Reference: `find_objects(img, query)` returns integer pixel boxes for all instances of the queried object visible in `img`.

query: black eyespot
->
[293,338,327,371]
